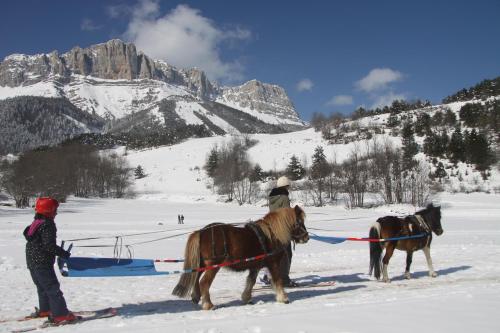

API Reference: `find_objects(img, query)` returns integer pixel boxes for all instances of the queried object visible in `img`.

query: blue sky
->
[1,0,499,120]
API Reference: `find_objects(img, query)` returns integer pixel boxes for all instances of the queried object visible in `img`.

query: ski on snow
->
[10,308,117,333]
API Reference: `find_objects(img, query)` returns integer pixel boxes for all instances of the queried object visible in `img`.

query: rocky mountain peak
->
[218,79,303,130]
[0,39,306,137]
[0,39,215,97]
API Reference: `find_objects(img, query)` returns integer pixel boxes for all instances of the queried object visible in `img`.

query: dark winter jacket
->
[24,215,70,270]
[268,186,290,212]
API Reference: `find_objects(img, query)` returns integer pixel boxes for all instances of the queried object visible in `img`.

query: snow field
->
[0,193,499,332]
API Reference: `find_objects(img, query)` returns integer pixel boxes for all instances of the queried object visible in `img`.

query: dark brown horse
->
[369,203,443,282]
[172,205,308,310]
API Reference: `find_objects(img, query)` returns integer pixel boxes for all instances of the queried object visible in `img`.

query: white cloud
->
[356,68,403,92]
[106,4,132,18]
[296,79,314,92]
[80,18,101,31]
[370,91,407,109]
[122,0,251,82]
[326,95,353,107]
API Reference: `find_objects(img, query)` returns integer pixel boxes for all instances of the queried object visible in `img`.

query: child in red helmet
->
[23,197,80,325]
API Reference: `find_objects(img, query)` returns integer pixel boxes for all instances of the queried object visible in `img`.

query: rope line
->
[154,253,274,275]
[310,232,429,243]
[64,222,249,243]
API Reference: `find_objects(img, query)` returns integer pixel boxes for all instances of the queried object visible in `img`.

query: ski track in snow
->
[0,193,499,332]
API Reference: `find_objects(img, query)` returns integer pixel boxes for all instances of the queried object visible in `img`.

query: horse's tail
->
[369,221,383,280]
[172,231,200,298]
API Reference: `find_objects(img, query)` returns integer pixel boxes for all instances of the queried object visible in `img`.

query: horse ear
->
[294,205,301,214]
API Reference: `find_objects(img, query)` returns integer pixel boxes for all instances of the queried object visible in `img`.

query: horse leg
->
[423,246,437,277]
[199,267,220,310]
[382,242,396,283]
[405,251,413,279]
[241,268,259,304]
[268,261,289,304]
[191,271,202,304]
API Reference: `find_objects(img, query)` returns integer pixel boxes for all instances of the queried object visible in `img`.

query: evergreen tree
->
[448,126,465,163]
[286,155,306,180]
[423,131,439,157]
[415,113,431,136]
[431,110,443,127]
[204,147,219,178]
[443,108,457,127]
[434,162,447,182]
[311,146,330,179]
[459,103,483,127]
[469,131,494,170]
[309,146,331,207]
[352,107,368,120]
[464,129,477,164]
[134,165,146,179]
[250,164,265,182]
[488,99,500,133]
[401,122,418,170]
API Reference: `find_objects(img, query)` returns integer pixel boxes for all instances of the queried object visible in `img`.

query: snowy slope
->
[125,124,499,201]
[63,76,190,119]
[0,193,499,333]
[125,129,403,200]
[0,79,62,99]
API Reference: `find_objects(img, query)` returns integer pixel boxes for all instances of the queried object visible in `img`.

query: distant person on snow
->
[23,197,79,325]
[261,176,298,287]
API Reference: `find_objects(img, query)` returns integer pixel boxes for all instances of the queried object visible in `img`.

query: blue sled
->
[58,257,169,277]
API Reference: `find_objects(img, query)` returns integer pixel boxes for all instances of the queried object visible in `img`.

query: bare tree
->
[339,145,369,208]
[0,144,133,205]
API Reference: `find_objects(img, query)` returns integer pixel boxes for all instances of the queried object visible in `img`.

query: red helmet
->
[35,197,59,218]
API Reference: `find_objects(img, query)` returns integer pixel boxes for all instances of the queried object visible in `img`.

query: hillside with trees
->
[442,76,500,103]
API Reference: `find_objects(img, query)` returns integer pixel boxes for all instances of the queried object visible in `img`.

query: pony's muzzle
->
[297,234,309,244]
[436,229,443,236]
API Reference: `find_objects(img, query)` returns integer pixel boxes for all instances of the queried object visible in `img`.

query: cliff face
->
[218,80,304,130]
[0,39,218,99]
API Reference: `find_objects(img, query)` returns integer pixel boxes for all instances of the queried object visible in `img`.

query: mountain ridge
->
[0,39,306,150]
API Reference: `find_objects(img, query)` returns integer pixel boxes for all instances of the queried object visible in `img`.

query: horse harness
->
[245,222,269,254]
[202,214,306,260]
[408,214,432,247]
[202,222,272,261]
[202,223,229,260]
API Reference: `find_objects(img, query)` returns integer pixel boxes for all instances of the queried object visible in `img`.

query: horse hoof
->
[404,273,411,280]
[202,303,215,310]
[430,272,438,278]
[284,300,290,304]
[191,297,200,304]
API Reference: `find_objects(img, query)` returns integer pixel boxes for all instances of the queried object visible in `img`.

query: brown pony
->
[369,203,443,282]
[172,205,308,310]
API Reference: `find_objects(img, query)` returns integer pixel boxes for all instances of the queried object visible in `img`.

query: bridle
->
[291,214,308,241]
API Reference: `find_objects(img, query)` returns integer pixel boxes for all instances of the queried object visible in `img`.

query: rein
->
[153,250,281,276]
[310,232,429,244]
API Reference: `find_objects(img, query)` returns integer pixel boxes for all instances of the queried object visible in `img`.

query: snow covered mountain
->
[0,39,306,153]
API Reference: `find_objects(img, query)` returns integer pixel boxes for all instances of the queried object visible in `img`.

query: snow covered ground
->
[1,192,499,333]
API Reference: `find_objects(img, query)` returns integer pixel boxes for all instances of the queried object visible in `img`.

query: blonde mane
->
[256,207,304,245]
